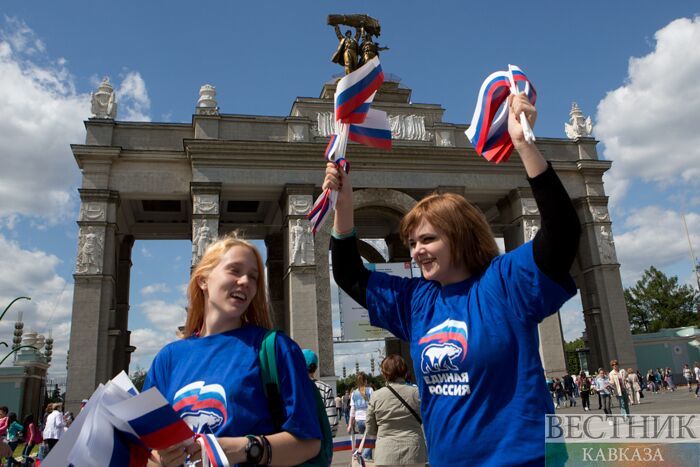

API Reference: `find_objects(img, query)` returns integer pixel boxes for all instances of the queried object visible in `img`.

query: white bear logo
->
[421,343,463,373]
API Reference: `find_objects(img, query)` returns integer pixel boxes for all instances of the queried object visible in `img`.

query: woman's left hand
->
[507,92,537,149]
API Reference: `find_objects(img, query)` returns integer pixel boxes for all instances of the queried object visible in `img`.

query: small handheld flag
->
[465,64,536,163]
[308,58,391,234]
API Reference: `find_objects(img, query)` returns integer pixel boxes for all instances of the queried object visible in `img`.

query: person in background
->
[0,440,11,461]
[646,369,656,393]
[609,360,630,419]
[627,368,642,405]
[365,355,427,467]
[42,403,64,454]
[334,393,342,425]
[594,369,613,424]
[22,414,41,465]
[63,411,74,431]
[553,378,565,409]
[562,372,576,407]
[0,406,8,438]
[683,364,693,392]
[664,367,676,392]
[5,413,23,466]
[693,362,700,398]
[655,368,665,391]
[342,390,351,425]
[579,371,591,412]
[303,349,338,437]
[347,372,373,460]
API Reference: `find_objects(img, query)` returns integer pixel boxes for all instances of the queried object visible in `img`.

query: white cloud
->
[615,206,700,285]
[0,18,153,225]
[129,327,177,371]
[0,234,73,378]
[117,70,151,121]
[128,299,186,370]
[596,17,700,206]
[559,292,585,343]
[0,18,88,223]
[141,283,170,296]
[139,299,187,333]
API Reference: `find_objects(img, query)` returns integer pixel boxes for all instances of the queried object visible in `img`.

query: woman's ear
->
[197,276,208,291]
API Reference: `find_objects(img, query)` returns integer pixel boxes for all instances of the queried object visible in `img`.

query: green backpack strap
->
[259,330,285,427]
[258,329,333,467]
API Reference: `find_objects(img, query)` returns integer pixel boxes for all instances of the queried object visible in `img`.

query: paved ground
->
[554,385,700,415]
[331,386,700,466]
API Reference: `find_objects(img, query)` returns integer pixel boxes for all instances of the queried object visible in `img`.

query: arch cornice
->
[353,188,417,216]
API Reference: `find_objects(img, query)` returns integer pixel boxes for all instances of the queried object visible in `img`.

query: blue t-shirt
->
[366,242,575,466]
[144,325,321,441]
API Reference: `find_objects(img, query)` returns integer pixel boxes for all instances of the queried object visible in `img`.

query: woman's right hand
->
[151,439,200,467]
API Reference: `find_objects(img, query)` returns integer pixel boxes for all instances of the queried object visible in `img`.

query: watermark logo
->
[545,414,700,465]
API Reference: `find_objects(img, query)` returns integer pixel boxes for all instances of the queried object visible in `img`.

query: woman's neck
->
[201,311,242,336]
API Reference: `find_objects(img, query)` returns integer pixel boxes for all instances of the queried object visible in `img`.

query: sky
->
[0,1,699,384]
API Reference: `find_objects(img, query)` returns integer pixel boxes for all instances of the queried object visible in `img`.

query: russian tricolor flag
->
[112,387,194,450]
[335,56,384,123]
[465,65,536,163]
[349,109,392,150]
[197,433,230,467]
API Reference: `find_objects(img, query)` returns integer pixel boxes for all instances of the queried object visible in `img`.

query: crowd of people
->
[0,401,78,465]
[547,361,700,423]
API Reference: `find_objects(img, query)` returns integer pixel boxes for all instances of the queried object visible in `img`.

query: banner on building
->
[338,261,415,340]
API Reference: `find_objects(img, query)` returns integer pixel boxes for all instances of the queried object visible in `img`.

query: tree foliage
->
[336,373,385,395]
[624,266,700,334]
[564,337,585,374]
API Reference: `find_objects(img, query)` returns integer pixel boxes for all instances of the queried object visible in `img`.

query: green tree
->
[336,373,385,395]
[564,337,584,375]
[624,266,700,334]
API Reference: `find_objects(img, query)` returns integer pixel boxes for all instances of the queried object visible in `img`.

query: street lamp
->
[0,296,32,364]
[0,296,30,322]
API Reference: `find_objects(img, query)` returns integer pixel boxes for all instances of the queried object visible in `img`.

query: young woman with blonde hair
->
[145,234,321,466]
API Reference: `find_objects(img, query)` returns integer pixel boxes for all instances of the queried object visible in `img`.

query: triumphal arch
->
[65,76,637,408]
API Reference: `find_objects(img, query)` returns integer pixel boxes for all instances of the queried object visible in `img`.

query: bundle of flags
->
[308,56,392,234]
[465,64,537,164]
[42,372,227,467]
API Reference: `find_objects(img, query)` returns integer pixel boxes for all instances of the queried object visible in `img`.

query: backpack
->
[259,330,333,466]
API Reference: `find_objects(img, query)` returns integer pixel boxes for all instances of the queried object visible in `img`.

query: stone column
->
[191,183,221,266]
[282,188,321,353]
[265,232,286,331]
[574,197,637,371]
[314,225,336,380]
[499,189,568,378]
[65,189,119,410]
[111,234,135,377]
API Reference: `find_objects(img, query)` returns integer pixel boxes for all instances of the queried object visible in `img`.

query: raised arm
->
[509,93,581,284]
[324,162,370,307]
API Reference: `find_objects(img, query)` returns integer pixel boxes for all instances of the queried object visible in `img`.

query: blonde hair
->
[184,234,272,337]
[400,193,499,275]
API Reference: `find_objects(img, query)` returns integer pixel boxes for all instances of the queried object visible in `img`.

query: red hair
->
[184,234,272,337]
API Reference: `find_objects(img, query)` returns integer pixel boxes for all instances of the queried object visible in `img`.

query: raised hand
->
[507,92,537,150]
